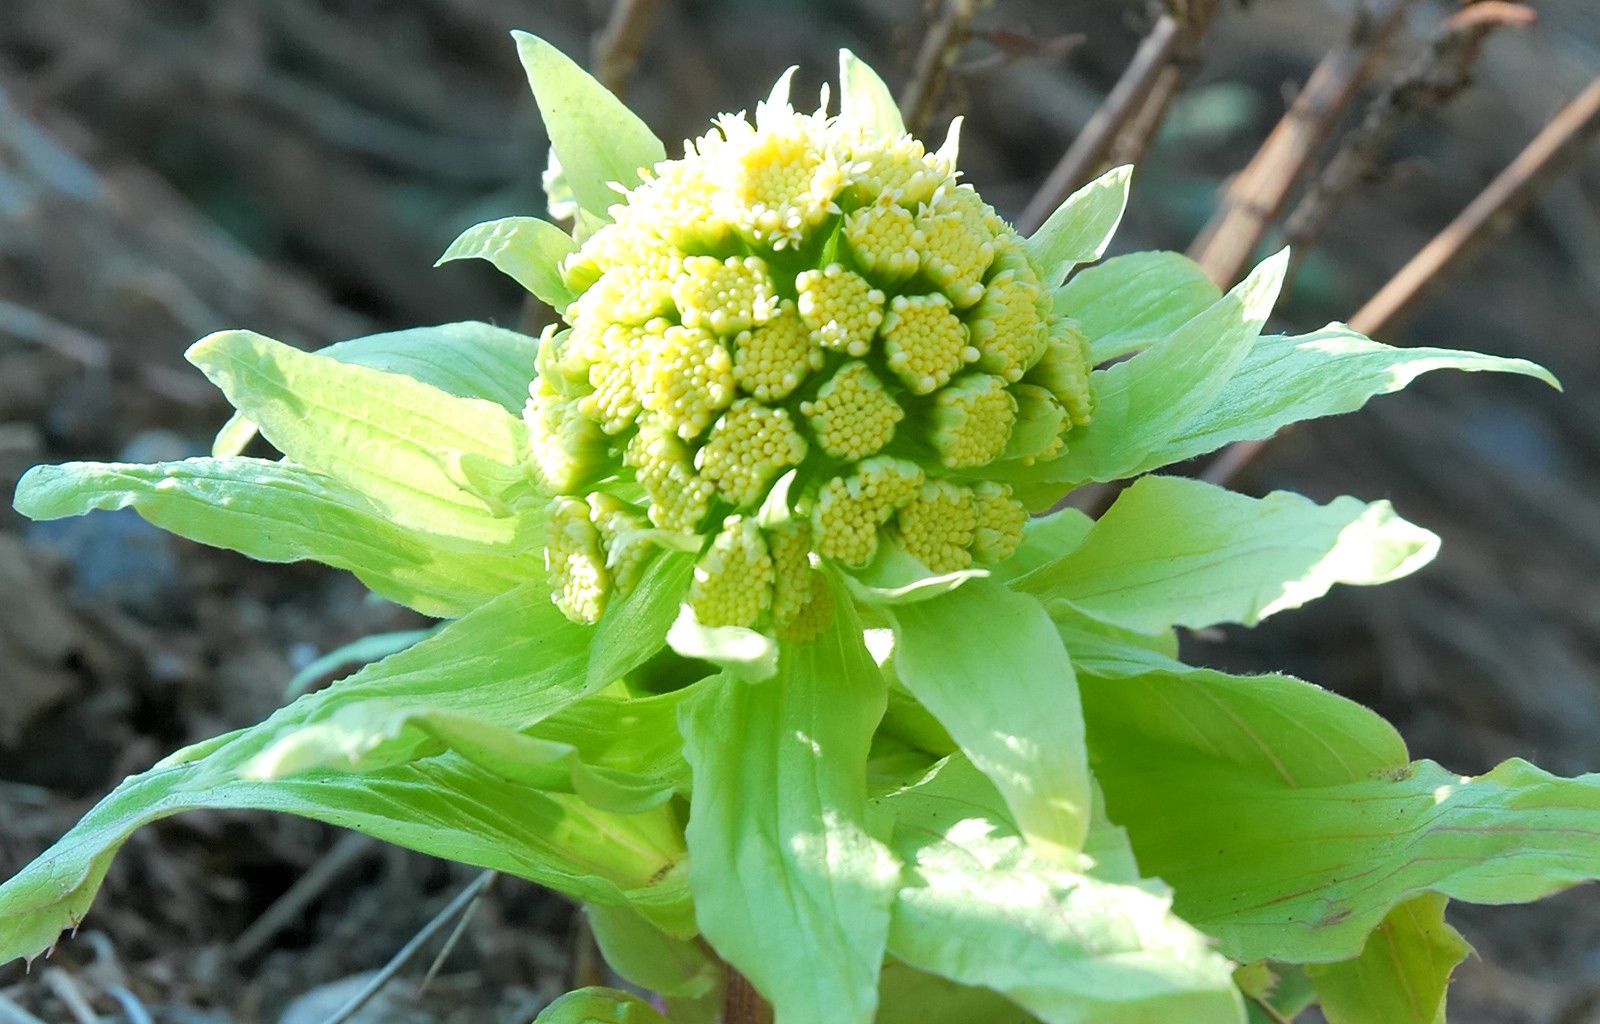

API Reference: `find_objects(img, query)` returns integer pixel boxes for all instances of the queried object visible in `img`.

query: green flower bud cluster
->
[525,79,1093,629]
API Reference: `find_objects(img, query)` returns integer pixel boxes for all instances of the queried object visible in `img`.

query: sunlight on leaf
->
[1308,893,1471,1024]
[437,216,578,312]
[1024,165,1133,288]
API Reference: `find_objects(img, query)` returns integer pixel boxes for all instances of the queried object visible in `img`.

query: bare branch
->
[592,0,660,98]
[1104,0,1225,172]
[899,0,994,138]
[1188,0,1421,288]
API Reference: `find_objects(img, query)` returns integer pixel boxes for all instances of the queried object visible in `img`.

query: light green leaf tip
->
[1308,893,1471,1024]
[838,49,903,135]
[512,31,666,219]
[437,216,578,312]
[532,987,670,1024]
[665,604,779,682]
[1024,164,1134,287]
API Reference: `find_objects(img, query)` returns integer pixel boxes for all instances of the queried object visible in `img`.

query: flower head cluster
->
[526,76,1095,630]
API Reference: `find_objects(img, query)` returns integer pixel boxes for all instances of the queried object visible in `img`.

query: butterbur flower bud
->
[524,65,1095,626]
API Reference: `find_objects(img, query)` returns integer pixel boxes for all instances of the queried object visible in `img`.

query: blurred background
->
[0,0,1596,1021]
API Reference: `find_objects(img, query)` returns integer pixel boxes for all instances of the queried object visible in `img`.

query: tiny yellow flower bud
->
[896,479,978,573]
[672,255,778,336]
[799,361,904,461]
[843,196,924,283]
[587,492,654,596]
[577,318,668,434]
[796,263,885,357]
[641,324,736,440]
[812,456,925,568]
[731,300,823,402]
[690,515,775,628]
[526,381,607,494]
[697,399,809,507]
[710,110,843,250]
[881,293,979,395]
[844,133,946,208]
[970,481,1028,564]
[768,521,817,628]
[929,373,1017,469]
[966,269,1049,383]
[1028,319,1095,426]
[1004,383,1069,464]
[625,417,715,533]
[773,567,834,643]
[546,496,610,625]
[916,184,998,308]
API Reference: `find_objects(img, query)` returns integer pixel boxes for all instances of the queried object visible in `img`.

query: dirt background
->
[0,1,1596,1021]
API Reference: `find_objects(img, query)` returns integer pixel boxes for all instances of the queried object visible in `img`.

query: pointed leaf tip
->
[1023,164,1134,287]
[838,49,904,136]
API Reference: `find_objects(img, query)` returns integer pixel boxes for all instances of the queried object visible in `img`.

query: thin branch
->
[418,877,491,994]
[1104,0,1225,172]
[1349,75,1600,338]
[1204,74,1600,488]
[318,869,498,1024]
[899,0,993,139]
[1187,0,1421,288]
[1283,1,1537,288]
[1017,12,1179,235]
[229,832,378,962]
[592,0,660,98]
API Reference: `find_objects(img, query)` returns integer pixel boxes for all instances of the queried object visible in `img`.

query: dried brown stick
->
[723,968,774,1024]
[1204,75,1600,488]
[1349,75,1600,338]
[229,832,378,962]
[592,0,660,98]
[1016,13,1179,235]
[1104,0,1225,172]
[899,0,992,139]
[1283,2,1537,287]
[1188,0,1421,288]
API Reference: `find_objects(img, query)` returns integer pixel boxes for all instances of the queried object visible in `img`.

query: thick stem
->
[722,968,774,1024]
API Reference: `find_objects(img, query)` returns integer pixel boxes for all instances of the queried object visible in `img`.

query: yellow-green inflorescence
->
[526,74,1095,631]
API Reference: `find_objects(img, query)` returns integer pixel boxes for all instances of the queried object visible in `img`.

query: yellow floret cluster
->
[521,75,1095,629]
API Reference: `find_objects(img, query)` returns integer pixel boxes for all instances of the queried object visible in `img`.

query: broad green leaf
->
[878,755,1246,1024]
[12,458,541,618]
[665,604,779,682]
[285,627,441,698]
[320,321,542,414]
[589,551,694,689]
[1013,475,1439,634]
[1054,250,1223,363]
[1048,601,1183,678]
[532,987,670,1024]
[1144,324,1562,469]
[0,581,697,966]
[529,683,697,794]
[187,329,530,550]
[437,218,578,312]
[882,577,1090,862]
[876,962,1038,1024]
[1023,165,1133,288]
[513,31,666,218]
[1307,894,1471,1024]
[586,901,722,999]
[678,579,900,1024]
[838,49,903,135]
[1001,249,1288,507]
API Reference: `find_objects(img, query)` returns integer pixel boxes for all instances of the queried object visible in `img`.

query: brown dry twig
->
[592,0,660,99]
[1204,75,1600,488]
[1282,1,1538,288]
[899,0,994,138]
[1188,0,1422,288]
[1103,0,1225,175]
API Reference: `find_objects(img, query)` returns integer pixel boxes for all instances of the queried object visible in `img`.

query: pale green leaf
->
[513,31,666,218]
[665,604,779,682]
[838,49,903,136]
[285,627,441,698]
[211,409,258,457]
[529,683,697,794]
[12,458,541,618]
[320,320,542,414]
[989,506,1093,582]
[1145,324,1562,469]
[1023,165,1133,288]
[0,582,696,967]
[1308,894,1471,1024]
[589,551,695,689]
[586,902,722,1000]
[187,329,530,550]
[1053,250,1222,363]
[678,578,900,1024]
[437,217,578,312]
[532,987,670,1024]
[882,577,1090,862]
[876,962,1038,1024]
[1013,475,1439,634]
[877,755,1246,1024]
[1001,249,1288,506]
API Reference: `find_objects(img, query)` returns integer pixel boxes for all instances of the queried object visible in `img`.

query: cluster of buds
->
[526,76,1094,632]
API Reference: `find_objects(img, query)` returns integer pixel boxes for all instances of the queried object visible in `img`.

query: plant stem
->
[722,968,774,1024]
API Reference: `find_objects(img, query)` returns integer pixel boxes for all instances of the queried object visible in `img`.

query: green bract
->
[0,38,1576,1024]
